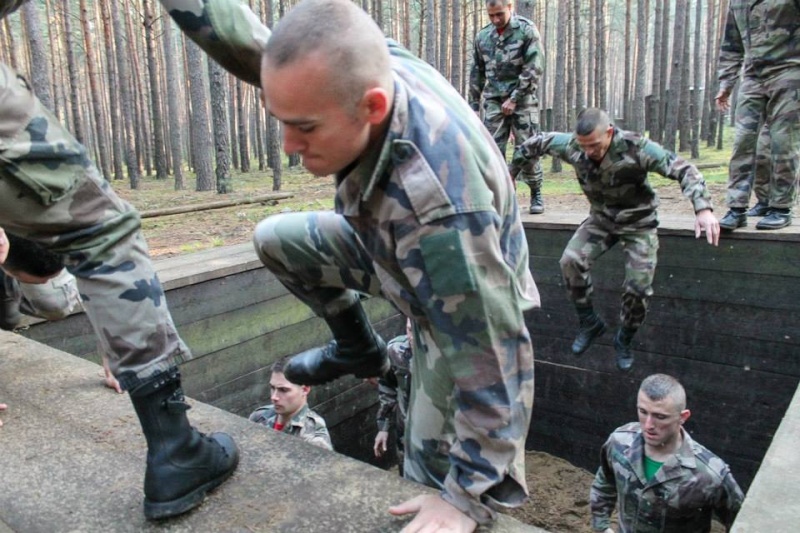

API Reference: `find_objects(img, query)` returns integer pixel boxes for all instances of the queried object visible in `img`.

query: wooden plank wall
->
[19,245,406,466]
[523,218,800,492]
[20,221,800,491]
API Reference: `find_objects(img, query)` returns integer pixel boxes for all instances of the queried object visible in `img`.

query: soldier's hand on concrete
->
[603,529,615,533]
[374,430,389,457]
[695,209,720,246]
[389,494,477,533]
[501,98,516,116]
[0,227,8,264]
[0,402,7,427]
[102,356,124,394]
[714,89,731,112]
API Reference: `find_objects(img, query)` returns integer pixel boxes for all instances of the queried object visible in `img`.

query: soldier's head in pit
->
[260,0,394,178]
[270,356,312,424]
[637,374,691,450]
[575,107,615,163]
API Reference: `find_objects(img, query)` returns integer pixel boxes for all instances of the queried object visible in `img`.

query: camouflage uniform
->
[511,129,712,329]
[590,422,744,533]
[718,0,800,211]
[162,0,540,523]
[249,403,333,451]
[2,268,81,321]
[0,1,189,390]
[469,14,544,190]
[752,122,772,207]
[375,334,413,453]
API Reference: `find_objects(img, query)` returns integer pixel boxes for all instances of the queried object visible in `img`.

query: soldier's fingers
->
[389,495,425,516]
[0,228,8,264]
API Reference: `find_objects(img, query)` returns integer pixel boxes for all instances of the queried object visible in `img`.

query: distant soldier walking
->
[715,0,800,231]
[469,0,545,214]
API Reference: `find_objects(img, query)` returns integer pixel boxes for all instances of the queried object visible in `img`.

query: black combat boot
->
[719,208,747,230]
[614,327,637,372]
[284,300,389,386]
[529,186,545,215]
[129,368,239,520]
[755,208,792,230]
[746,201,770,217]
[571,305,606,355]
[0,272,22,331]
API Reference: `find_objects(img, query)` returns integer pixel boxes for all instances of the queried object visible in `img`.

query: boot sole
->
[288,358,391,386]
[756,221,792,230]
[144,456,239,520]
[571,323,607,355]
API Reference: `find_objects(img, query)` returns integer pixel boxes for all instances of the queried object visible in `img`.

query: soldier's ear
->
[679,409,691,424]
[362,87,391,125]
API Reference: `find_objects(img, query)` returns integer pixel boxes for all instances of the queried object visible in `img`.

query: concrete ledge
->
[732,381,800,532]
[0,331,541,532]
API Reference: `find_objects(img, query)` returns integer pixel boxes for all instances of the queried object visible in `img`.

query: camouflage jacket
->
[511,129,713,230]
[718,0,800,90]
[249,402,333,451]
[468,15,543,111]
[162,0,540,523]
[590,422,744,533]
[376,334,412,433]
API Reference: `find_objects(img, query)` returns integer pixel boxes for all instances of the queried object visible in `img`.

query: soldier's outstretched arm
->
[158,0,270,86]
[509,131,569,178]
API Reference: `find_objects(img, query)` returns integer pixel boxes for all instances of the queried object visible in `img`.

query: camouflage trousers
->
[5,268,82,320]
[253,211,532,520]
[727,73,800,209]
[560,216,658,330]
[752,122,771,205]
[0,62,189,389]
[483,98,543,189]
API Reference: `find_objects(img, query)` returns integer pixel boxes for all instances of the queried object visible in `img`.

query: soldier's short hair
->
[271,355,294,375]
[485,0,511,7]
[263,0,392,113]
[3,234,64,278]
[640,373,687,411]
[575,107,612,136]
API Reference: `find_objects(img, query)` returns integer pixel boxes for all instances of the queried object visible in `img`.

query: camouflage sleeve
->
[717,6,743,92]
[375,372,399,432]
[637,138,713,213]
[509,132,570,178]
[157,0,269,87]
[589,439,618,531]
[712,468,745,530]
[510,24,544,103]
[468,38,485,112]
[304,417,334,451]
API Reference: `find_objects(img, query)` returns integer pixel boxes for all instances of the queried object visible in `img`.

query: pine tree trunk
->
[552,2,569,172]
[143,0,168,180]
[208,58,232,194]
[663,0,687,152]
[21,3,52,110]
[633,0,648,133]
[110,2,140,188]
[61,0,84,144]
[161,16,185,190]
[185,40,214,191]
[573,0,584,115]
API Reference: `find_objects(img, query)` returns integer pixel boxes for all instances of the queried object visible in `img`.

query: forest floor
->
[112,148,732,532]
[116,154,731,259]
